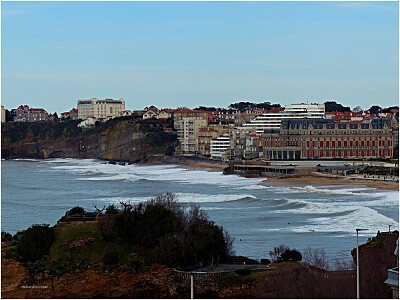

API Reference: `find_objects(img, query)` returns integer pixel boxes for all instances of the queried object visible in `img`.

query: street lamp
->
[190,271,207,299]
[356,228,369,299]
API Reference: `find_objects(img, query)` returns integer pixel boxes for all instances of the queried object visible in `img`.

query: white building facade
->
[77,98,125,120]
[210,133,231,161]
[243,103,325,134]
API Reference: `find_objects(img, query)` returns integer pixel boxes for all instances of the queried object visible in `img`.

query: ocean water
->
[1,159,399,266]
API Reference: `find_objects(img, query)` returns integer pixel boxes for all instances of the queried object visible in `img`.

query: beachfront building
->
[77,98,125,121]
[230,126,258,159]
[198,125,229,157]
[210,133,231,161]
[242,103,325,134]
[261,118,395,160]
[14,105,49,122]
[174,108,208,155]
[243,133,264,159]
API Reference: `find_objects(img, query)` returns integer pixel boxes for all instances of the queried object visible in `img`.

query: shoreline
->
[261,176,399,191]
[141,157,229,172]
[142,159,399,191]
[8,157,399,191]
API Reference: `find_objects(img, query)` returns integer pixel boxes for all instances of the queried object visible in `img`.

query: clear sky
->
[1,1,399,113]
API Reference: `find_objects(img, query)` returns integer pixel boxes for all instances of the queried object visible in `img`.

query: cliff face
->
[1,118,177,162]
[351,231,398,299]
[97,122,148,162]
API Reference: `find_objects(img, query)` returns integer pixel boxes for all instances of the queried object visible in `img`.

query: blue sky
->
[1,1,398,113]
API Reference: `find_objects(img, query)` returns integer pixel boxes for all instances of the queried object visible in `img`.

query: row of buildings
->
[170,104,398,161]
[4,99,399,160]
[4,98,126,123]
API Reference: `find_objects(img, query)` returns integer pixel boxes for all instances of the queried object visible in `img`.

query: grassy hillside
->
[47,223,133,274]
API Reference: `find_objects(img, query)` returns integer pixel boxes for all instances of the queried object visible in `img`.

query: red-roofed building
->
[61,108,78,120]
[14,105,49,122]
[144,105,159,113]
[198,125,229,157]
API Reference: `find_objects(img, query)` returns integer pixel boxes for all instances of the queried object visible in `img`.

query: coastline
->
[8,156,399,191]
[261,175,399,191]
[142,158,398,192]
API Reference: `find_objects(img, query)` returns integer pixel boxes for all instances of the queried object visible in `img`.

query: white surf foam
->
[174,192,257,203]
[273,185,380,197]
[49,159,267,190]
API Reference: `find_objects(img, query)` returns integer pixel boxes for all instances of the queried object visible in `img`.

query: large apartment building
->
[77,98,125,120]
[174,109,208,155]
[261,118,395,160]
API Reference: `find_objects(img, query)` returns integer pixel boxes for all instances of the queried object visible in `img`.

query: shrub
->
[114,193,234,268]
[281,249,302,262]
[235,269,251,276]
[66,206,86,216]
[128,253,145,271]
[105,204,120,214]
[260,258,271,265]
[269,244,290,261]
[28,256,48,274]
[17,224,55,263]
[1,231,13,242]
[103,251,120,265]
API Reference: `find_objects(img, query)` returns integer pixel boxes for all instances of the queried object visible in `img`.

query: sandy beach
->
[261,176,399,191]
[180,163,399,191]
[142,158,398,191]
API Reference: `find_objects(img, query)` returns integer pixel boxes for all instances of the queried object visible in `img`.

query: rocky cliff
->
[1,118,177,162]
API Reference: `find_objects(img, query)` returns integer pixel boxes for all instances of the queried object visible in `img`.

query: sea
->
[1,158,399,266]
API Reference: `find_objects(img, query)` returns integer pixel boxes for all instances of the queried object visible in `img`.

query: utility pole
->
[356,228,369,299]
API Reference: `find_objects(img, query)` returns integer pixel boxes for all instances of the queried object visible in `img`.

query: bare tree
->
[93,204,105,217]
[333,258,355,270]
[119,200,133,214]
[269,244,289,261]
[224,229,236,256]
[302,248,330,270]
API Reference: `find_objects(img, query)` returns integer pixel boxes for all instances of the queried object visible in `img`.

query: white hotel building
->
[242,103,325,134]
[77,98,125,120]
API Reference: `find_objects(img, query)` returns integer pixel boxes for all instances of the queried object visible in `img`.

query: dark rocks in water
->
[109,161,116,165]
[223,166,234,175]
